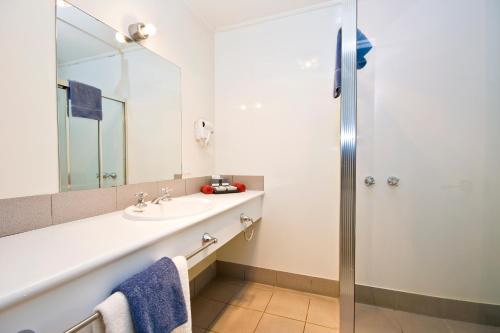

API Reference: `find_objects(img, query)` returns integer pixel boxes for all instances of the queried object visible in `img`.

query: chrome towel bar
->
[63,232,218,333]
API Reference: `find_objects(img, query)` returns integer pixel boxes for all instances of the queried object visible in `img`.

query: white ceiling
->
[184,0,335,30]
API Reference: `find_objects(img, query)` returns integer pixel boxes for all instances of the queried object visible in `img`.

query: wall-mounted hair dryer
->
[194,119,214,146]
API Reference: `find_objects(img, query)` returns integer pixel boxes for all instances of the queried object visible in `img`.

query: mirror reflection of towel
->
[68,80,103,120]
[333,28,373,99]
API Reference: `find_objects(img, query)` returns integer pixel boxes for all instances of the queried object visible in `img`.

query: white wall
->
[0,0,59,199]
[215,6,341,280]
[356,0,500,304]
[0,0,214,199]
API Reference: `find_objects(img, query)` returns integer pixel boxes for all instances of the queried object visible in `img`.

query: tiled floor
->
[191,278,340,333]
[191,278,500,333]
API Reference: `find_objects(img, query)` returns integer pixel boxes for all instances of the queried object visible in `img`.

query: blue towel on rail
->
[333,28,373,98]
[112,257,188,333]
[68,80,103,120]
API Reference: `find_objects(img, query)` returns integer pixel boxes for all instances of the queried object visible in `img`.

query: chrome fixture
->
[134,192,148,208]
[103,172,117,180]
[387,176,400,187]
[240,214,258,242]
[185,233,218,260]
[63,233,218,333]
[364,176,375,186]
[338,0,358,331]
[201,233,218,246]
[151,187,173,204]
[128,22,156,41]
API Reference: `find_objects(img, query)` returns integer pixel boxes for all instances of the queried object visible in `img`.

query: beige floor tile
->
[255,313,305,333]
[307,297,340,328]
[199,280,244,303]
[209,304,263,333]
[191,297,226,329]
[305,323,340,333]
[445,319,500,333]
[355,304,401,333]
[229,283,274,311]
[394,310,451,333]
[266,290,310,321]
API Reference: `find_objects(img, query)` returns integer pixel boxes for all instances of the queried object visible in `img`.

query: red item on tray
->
[200,185,215,194]
[233,182,246,192]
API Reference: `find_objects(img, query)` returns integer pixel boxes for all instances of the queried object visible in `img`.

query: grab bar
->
[63,232,218,333]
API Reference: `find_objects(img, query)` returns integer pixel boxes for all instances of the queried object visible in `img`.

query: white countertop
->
[0,191,264,311]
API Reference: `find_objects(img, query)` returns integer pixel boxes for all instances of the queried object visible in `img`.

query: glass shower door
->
[57,87,126,191]
[68,115,100,191]
[353,0,500,332]
[101,98,126,188]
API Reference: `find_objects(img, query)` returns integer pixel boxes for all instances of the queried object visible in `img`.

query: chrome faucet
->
[151,187,173,204]
[135,192,148,208]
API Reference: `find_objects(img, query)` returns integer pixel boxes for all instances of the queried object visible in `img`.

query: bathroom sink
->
[124,197,215,221]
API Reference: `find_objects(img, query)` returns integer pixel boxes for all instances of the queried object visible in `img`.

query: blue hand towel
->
[68,80,103,121]
[333,28,373,99]
[112,257,188,333]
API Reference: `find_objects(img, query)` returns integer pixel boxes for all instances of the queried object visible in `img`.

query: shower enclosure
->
[57,84,126,191]
[339,0,500,332]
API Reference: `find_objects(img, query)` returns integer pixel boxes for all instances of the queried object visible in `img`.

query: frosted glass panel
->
[56,88,69,192]
[68,112,99,191]
[101,98,125,188]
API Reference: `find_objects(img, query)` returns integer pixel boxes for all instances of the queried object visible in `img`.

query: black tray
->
[213,189,240,194]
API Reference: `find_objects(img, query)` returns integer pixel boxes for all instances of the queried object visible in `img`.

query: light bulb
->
[115,32,127,44]
[240,105,247,111]
[255,103,262,109]
[142,23,157,36]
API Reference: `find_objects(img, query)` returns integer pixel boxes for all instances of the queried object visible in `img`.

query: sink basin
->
[124,197,215,221]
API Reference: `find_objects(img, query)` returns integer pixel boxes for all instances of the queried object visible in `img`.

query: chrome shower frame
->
[339,0,357,332]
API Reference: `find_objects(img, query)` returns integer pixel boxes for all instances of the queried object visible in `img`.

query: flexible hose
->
[243,221,255,241]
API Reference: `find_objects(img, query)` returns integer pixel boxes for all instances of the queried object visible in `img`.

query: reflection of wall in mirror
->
[58,49,182,184]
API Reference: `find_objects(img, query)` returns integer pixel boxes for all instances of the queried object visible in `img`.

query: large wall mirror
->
[56,1,181,191]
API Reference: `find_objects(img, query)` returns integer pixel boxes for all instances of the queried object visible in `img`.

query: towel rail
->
[63,232,218,333]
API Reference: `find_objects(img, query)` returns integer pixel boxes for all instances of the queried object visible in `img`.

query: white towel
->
[92,292,134,333]
[92,256,192,333]
[172,256,192,333]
